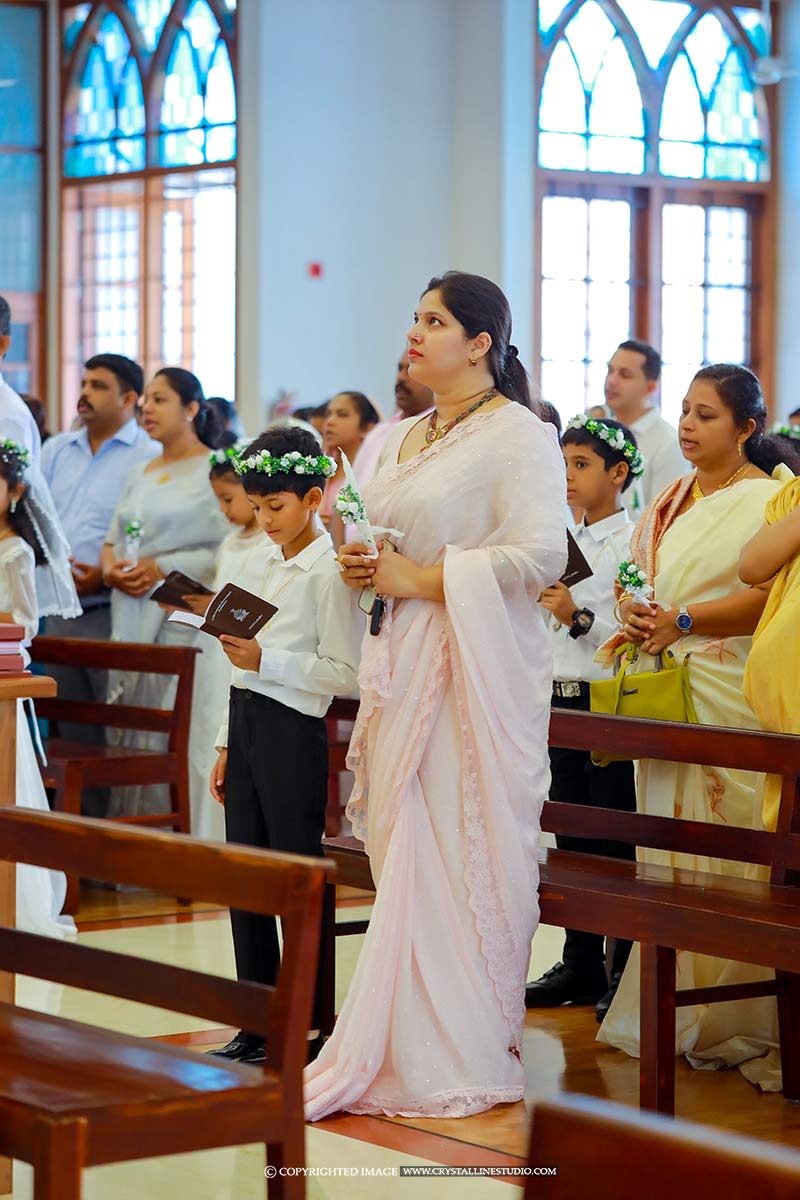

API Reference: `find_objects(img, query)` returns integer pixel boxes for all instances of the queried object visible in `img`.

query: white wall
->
[775,1,800,419]
[237,0,456,430]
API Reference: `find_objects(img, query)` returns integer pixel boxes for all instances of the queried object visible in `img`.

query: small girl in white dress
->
[176,444,269,839]
[0,439,75,938]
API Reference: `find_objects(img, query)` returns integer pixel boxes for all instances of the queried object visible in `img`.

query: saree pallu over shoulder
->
[306,405,567,1120]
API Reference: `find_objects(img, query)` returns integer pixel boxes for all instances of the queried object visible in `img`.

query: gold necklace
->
[691,462,750,503]
[424,388,499,448]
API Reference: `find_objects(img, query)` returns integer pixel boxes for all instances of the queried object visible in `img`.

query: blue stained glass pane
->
[125,0,173,51]
[564,1,617,90]
[162,31,203,130]
[706,144,762,182]
[97,12,131,89]
[684,13,731,100]
[206,124,235,162]
[75,45,116,144]
[538,131,588,170]
[589,37,644,137]
[615,0,691,68]
[708,49,761,146]
[118,57,146,137]
[64,5,92,52]
[540,40,587,134]
[659,52,704,141]
[734,7,770,58]
[0,5,43,146]
[0,153,42,290]
[659,140,704,178]
[160,128,206,166]
[205,40,236,125]
[539,0,567,36]
[184,0,221,76]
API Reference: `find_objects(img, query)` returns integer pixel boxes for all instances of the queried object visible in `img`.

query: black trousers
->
[550,690,637,984]
[224,687,333,1034]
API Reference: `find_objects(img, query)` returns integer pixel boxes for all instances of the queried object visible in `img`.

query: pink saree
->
[303,404,567,1120]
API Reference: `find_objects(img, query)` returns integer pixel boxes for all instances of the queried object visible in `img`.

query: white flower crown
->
[209,438,252,466]
[233,449,338,478]
[0,438,31,472]
[565,413,644,477]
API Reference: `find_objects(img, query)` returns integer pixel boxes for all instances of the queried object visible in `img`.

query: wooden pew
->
[324,697,358,837]
[29,635,198,912]
[526,1094,800,1198]
[0,808,333,1199]
[320,710,800,1117]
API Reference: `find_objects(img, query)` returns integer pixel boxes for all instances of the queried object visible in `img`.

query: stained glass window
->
[538,1,769,182]
[63,0,237,175]
[539,1,645,174]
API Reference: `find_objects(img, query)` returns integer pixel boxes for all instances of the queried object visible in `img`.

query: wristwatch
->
[675,606,693,633]
[568,608,595,640]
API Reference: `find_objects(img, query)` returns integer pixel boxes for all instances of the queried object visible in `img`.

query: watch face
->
[577,612,593,630]
[676,612,692,631]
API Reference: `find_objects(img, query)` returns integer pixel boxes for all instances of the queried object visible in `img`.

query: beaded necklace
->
[423,388,499,449]
[690,461,750,503]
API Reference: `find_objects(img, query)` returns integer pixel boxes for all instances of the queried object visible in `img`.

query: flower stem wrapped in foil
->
[333,451,403,635]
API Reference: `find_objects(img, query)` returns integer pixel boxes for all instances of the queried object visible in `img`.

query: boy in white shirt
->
[525,414,641,1023]
[208,427,364,1065]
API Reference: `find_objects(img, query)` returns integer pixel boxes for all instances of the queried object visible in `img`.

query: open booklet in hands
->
[154,573,277,640]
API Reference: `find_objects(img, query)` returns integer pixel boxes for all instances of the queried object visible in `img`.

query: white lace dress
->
[0,536,75,938]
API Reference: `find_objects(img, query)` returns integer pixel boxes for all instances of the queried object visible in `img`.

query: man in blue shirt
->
[41,354,159,813]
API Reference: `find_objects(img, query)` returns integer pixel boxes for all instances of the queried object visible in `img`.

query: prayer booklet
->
[561,530,593,588]
[150,570,214,611]
[167,581,277,640]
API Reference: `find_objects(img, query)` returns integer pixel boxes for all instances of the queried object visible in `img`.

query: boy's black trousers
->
[550,689,637,984]
[224,686,333,1033]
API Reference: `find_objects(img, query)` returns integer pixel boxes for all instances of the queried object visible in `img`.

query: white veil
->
[24,463,82,620]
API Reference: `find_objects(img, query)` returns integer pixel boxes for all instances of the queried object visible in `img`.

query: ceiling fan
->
[751,0,798,85]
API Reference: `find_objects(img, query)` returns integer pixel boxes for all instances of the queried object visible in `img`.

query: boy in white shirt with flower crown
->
[525,414,641,1024]
[207,427,364,1066]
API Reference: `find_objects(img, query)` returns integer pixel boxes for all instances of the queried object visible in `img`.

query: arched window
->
[60,1,237,425]
[536,1,773,424]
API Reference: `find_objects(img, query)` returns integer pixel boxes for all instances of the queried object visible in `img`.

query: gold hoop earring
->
[468,357,477,367]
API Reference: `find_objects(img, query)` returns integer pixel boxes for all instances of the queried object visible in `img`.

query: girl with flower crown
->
[0,439,76,938]
[598,365,796,1093]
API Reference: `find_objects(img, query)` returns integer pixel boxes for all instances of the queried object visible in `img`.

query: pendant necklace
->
[691,461,750,503]
[423,388,499,449]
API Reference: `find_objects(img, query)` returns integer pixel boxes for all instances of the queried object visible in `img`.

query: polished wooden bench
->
[526,1093,800,1198]
[321,710,800,1116]
[324,697,358,837]
[0,808,333,1199]
[30,635,198,912]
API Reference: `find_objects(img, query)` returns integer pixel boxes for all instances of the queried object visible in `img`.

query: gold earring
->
[737,440,743,458]
[468,357,477,367]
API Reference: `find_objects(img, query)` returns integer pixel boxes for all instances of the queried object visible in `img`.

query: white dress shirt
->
[551,509,633,684]
[215,531,364,746]
[624,407,688,517]
[0,372,41,467]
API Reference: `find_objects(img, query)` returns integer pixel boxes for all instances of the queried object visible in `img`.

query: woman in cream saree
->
[600,366,792,1091]
[303,267,566,1122]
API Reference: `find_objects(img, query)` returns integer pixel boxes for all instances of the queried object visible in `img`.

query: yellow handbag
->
[589,644,698,765]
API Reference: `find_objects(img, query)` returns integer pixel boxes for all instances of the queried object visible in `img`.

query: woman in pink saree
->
[304,272,566,1120]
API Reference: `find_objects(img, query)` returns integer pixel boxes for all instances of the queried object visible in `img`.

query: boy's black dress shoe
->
[595,971,623,1023]
[206,1033,263,1061]
[525,962,606,1008]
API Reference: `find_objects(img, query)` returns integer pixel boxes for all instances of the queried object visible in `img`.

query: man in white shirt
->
[604,339,688,518]
[0,295,42,466]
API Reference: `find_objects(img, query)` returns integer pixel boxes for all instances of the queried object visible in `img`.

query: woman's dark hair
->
[693,364,784,475]
[423,271,538,412]
[538,401,562,436]
[239,426,328,498]
[0,449,45,564]
[329,391,380,428]
[154,367,223,449]
[772,435,800,476]
[562,417,639,493]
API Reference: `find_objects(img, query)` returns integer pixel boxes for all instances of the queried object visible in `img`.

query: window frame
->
[533,0,777,413]
[58,0,238,427]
